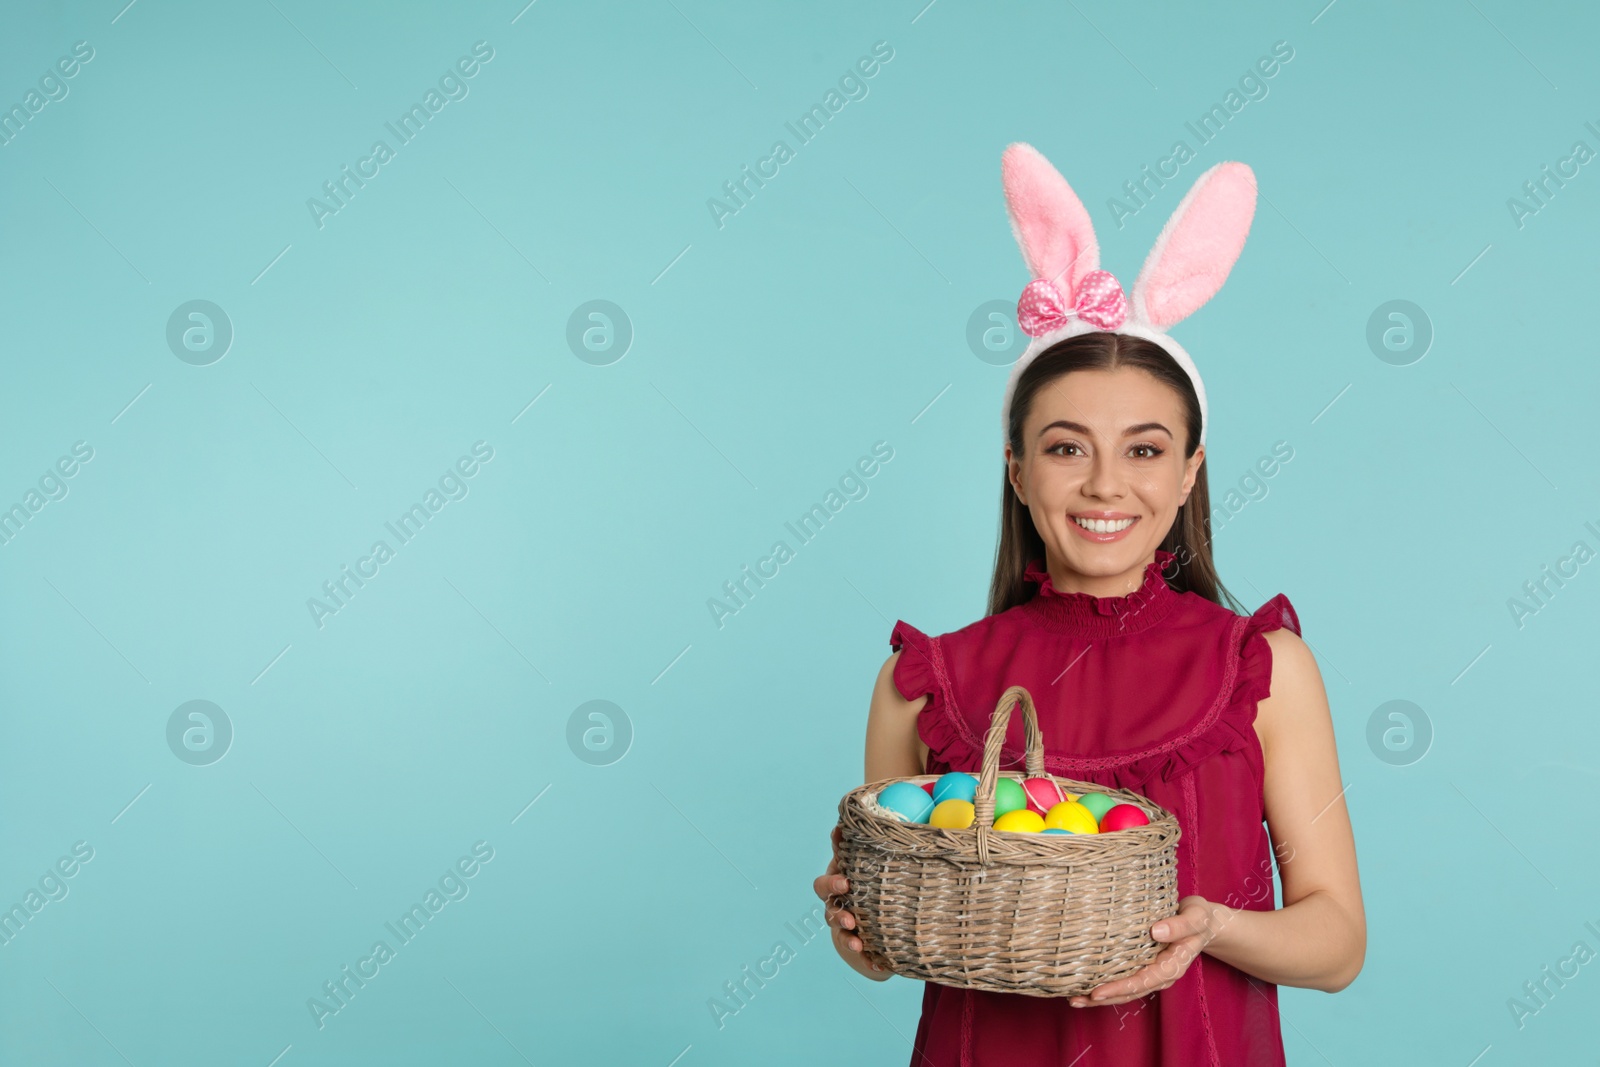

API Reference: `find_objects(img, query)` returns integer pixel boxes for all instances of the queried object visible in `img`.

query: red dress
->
[889,548,1300,1067]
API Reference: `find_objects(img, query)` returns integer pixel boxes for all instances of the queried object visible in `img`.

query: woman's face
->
[1005,366,1205,597]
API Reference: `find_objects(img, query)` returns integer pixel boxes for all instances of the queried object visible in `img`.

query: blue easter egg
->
[877,781,935,823]
[1041,828,1075,834]
[932,772,978,805]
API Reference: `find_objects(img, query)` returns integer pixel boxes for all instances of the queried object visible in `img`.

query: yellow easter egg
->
[1043,801,1100,835]
[929,799,975,829]
[993,809,1045,833]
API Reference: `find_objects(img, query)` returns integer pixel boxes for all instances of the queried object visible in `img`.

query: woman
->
[814,145,1365,1065]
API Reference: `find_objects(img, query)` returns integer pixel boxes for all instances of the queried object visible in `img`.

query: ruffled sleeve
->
[1224,593,1302,795]
[1231,594,1301,725]
[888,620,980,774]
[1087,594,1301,793]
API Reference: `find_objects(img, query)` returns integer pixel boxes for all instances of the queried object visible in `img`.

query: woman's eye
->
[1131,444,1164,459]
[1046,442,1082,457]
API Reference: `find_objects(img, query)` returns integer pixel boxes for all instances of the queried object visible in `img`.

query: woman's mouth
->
[1070,514,1138,542]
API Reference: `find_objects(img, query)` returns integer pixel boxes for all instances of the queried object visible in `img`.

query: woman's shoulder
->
[888,603,1022,652]
[1235,592,1315,703]
[1156,588,1309,722]
[1206,588,1307,728]
[1230,591,1304,666]
[884,607,1018,712]
[1170,586,1301,641]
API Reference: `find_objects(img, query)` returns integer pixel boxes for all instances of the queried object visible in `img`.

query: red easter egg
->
[1022,777,1065,815]
[1098,804,1150,832]
[921,781,936,796]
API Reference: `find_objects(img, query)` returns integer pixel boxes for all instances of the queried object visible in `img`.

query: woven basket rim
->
[843,771,1178,851]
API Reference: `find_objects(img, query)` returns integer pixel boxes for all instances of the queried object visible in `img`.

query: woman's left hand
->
[1070,895,1225,1008]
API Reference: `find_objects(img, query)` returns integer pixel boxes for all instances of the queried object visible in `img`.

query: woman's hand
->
[814,824,892,981]
[1070,895,1225,1007]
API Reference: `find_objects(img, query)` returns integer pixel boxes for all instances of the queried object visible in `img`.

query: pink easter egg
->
[1098,804,1150,832]
[1022,777,1066,815]
[921,781,935,796]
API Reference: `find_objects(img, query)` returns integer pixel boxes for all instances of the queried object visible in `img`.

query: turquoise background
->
[2,1,1597,1064]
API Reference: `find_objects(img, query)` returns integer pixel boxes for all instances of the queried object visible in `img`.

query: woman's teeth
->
[1073,517,1135,533]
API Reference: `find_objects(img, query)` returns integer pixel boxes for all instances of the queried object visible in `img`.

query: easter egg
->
[1022,777,1066,815]
[929,799,975,829]
[1075,792,1118,822]
[921,781,936,796]
[1099,804,1150,832]
[1042,801,1100,835]
[993,809,1045,833]
[1041,828,1072,835]
[876,781,934,824]
[993,778,1028,817]
[932,772,978,805]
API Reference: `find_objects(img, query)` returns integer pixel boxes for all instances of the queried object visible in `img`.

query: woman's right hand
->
[815,824,891,980]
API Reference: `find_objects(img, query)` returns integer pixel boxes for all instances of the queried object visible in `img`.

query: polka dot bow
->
[1016,270,1129,336]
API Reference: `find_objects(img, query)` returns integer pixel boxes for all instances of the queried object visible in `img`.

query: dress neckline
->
[1021,548,1180,637]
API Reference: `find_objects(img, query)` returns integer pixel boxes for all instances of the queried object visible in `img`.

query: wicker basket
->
[833,684,1180,996]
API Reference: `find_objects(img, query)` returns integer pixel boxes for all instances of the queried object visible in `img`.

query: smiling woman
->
[815,143,1364,1067]
[996,331,1240,614]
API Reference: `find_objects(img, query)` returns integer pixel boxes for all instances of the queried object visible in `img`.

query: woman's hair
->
[989,331,1246,617]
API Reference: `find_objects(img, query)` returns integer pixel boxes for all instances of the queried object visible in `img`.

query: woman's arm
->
[863,649,929,782]
[1198,627,1367,991]
[1073,627,1366,1007]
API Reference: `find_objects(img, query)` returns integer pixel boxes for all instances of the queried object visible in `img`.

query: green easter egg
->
[1076,792,1117,821]
[994,777,1027,817]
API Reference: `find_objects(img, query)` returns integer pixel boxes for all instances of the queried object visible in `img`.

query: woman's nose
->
[1085,453,1127,499]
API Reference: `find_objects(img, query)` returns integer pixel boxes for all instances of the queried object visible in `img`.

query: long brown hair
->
[989,332,1245,617]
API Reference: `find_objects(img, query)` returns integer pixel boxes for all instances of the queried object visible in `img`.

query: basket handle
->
[972,685,1047,865]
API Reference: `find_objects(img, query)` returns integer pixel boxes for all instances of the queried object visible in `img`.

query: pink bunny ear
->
[1130,161,1257,331]
[1001,142,1099,298]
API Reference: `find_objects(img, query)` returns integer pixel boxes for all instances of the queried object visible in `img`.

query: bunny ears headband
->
[1000,143,1259,448]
